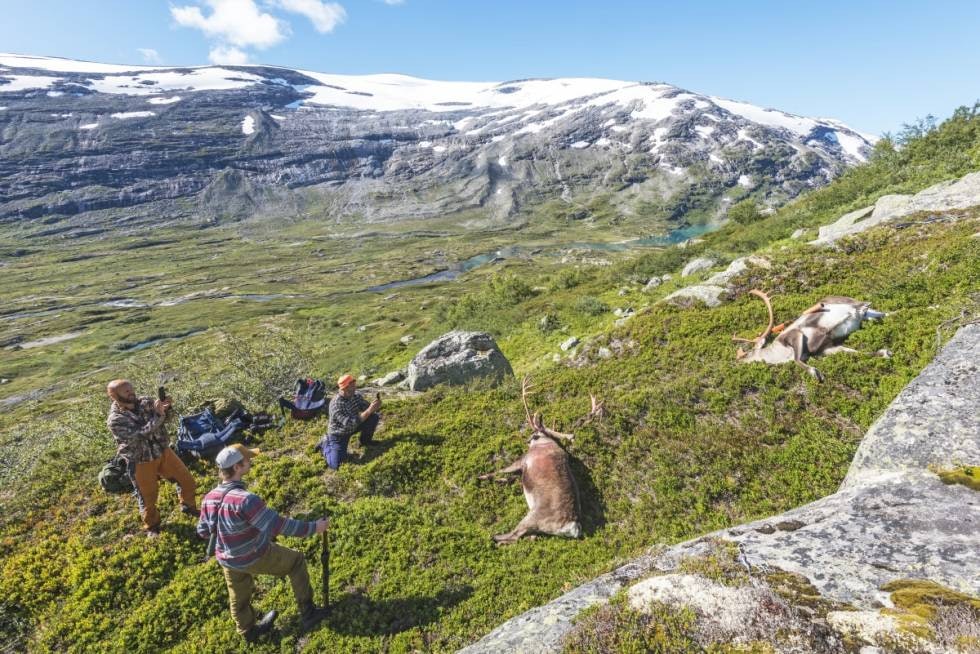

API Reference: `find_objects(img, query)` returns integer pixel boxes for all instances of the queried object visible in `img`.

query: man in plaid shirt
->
[316,374,381,469]
[106,379,197,536]
[197,444,330,643]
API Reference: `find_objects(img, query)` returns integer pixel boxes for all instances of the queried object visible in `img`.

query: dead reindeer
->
[477,377,582,545]
[734,289,890,382]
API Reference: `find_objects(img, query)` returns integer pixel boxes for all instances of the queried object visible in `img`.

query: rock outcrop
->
[811,171,980,245]
[458,324,980,653]
[406,330,513,391]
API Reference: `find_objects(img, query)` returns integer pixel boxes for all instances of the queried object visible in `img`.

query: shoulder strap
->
[206,485,240,559]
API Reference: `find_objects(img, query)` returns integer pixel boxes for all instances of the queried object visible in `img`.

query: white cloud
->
[383,0,404,4]
[138,48,163,64]
[271,0,346,33]
[171,0,288,49]
[209,45,251,64]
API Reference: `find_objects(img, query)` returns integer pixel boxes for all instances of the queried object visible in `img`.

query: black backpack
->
[278,378,327,420]
[98,455,134,494]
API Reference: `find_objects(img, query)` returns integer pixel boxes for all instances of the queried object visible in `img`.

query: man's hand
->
[154,399,172,416]
[360,398,381,420]
[315,517,330,534]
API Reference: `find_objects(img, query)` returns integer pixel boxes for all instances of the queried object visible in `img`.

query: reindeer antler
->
[733,289,776,352]
[521,375,575,441]
[533,411,575,442]
[521,375,535,426]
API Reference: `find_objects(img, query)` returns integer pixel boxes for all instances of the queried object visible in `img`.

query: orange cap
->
[337,374,355,389]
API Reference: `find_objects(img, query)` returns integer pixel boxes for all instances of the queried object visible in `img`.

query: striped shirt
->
[196,481,317,569]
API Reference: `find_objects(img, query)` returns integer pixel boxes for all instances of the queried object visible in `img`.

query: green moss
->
[936,466,980,491]
[677,539,749,587]
[883,579,980,621]
[562,593,700,654]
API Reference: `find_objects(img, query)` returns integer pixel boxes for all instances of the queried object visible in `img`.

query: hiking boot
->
[299,604,330,632]
[243,610,277,643]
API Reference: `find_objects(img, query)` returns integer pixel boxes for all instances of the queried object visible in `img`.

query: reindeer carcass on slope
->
[477,377,588,545]
[734,289,890,381]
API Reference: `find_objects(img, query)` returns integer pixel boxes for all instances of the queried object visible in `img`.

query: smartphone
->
[375,392,382,401]
[157,386,167,401]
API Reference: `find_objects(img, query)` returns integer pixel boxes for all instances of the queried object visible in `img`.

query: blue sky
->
[2,0,979,136]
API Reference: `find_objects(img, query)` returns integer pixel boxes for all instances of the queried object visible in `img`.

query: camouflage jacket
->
[107,398,169,464]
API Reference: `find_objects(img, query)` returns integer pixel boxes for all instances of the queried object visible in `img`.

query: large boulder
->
[406,330,513,391]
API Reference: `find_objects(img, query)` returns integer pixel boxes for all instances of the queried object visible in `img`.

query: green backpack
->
[98,455,134,494]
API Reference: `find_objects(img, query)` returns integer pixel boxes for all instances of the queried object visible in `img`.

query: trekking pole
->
[320,526,329,609]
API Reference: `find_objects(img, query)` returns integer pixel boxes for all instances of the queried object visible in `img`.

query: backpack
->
[175,407,243,459]
[99,455,134,494]
[278,378,327,420]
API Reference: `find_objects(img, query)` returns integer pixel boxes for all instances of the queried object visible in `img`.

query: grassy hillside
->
[0,105,978,653]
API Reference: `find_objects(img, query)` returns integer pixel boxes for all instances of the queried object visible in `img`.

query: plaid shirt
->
[196,481,317,569]
[327,391,369,439]
[107,397,169,464]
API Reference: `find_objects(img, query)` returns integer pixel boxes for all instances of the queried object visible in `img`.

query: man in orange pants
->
[106,379,197,536]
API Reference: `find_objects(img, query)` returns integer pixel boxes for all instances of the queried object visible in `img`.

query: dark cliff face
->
[0,56,875,234]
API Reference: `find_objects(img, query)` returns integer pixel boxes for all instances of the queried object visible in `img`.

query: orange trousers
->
[131,447,197,531]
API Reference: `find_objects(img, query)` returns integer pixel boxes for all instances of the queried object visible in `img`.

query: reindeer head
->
[521,376,575,446]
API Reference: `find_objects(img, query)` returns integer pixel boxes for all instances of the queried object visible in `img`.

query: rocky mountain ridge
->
[0,53,875,234]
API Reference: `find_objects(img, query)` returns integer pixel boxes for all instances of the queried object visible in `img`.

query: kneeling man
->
[315,374,381,469]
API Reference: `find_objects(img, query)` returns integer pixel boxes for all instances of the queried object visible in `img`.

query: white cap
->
[215,443,260,468]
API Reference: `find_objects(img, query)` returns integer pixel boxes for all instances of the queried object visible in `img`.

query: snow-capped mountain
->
[0,53,876,232]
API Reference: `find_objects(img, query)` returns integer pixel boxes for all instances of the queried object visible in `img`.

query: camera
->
[158,386,167,401]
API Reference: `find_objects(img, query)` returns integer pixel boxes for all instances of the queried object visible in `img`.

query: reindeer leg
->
[492,513,537,545]
[820,345,858,356]
[823,344,893,359]
[786,331,824,382]
[477,457,524,484]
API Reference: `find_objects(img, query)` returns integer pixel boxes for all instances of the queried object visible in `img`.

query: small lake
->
[366,224,713,292]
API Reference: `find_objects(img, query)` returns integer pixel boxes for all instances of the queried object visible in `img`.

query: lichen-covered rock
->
[681,257,717,277]
[372,370,405,387]
[812,170,980,245]
[665,284,727,308]
[405,330,513,391]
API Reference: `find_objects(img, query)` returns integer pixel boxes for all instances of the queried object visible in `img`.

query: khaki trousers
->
[222,543,314,634]
[131,447,197,530]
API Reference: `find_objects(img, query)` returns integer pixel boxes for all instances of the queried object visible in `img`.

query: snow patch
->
[570,140,590,149]
[270,114,286,120]
[738,174,753,187]
[834,130,868,162]
[110,111,155,119]
[695,125,715,138]
[713,97,817,135]
[596,137,612,147]
[79,122,98,130]
[241,115,255,135]
[498,155,508,167]
[602,118,617,127]
[147,95,181,105]
[0,53,155,73]
[418,140,432,148]
[432,145,447,153]
[46,90,63,97]
[609,125,627,133]
[0,74,60,92]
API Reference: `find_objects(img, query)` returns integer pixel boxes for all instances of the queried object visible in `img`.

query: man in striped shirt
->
[197,444,330,642]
